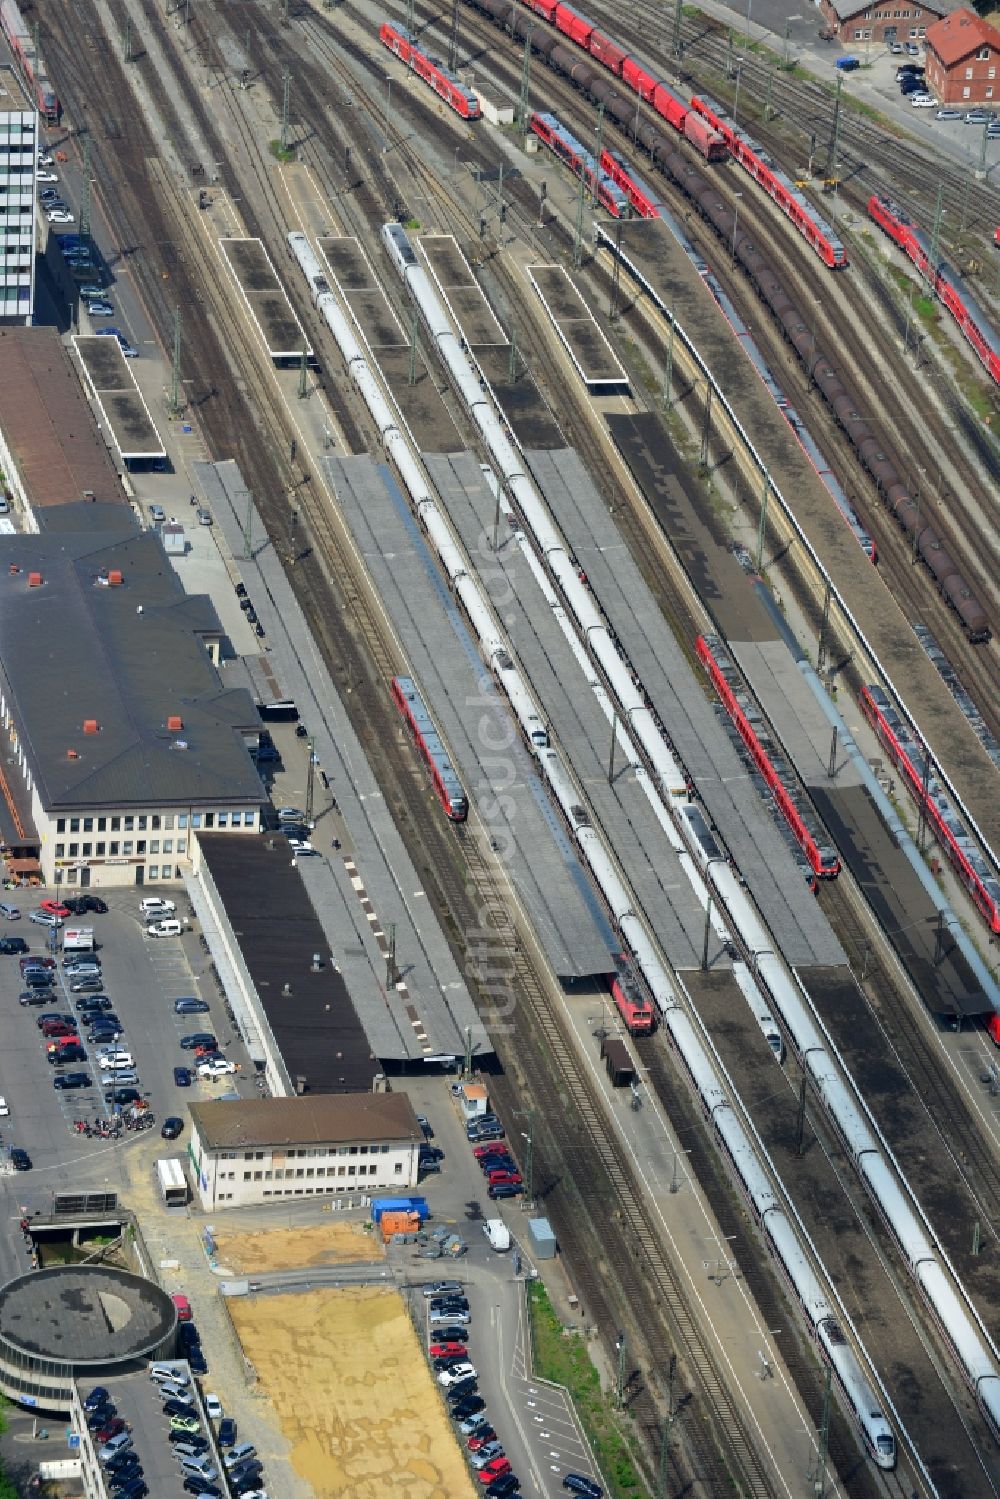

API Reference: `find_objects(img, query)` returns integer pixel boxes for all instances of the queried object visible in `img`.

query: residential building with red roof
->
[924,8,1000,102]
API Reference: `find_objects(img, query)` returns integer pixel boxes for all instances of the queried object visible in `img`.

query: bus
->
[156,1156,189,1207]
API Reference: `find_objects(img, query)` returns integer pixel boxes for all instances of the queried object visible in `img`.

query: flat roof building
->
[0,65,36,324]
[0,505,266,886]
[187,1094,423,1211]
[0,327,125,519]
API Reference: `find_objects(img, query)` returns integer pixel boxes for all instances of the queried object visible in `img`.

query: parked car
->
[180,1032,216,1050]
[910,93,936,106]
[98,1433,133,1462]
[204,1395,223,1421]
[468,1427,498,1451]
[422,1281,463,1299]
[87,299,115,316]
[162,1117,184,1140]
[140,896,177,917]
[171,1293,193,1321]
[471,1443,505,1470]
[188,1346,209,1375]
[486,1475,520,1499]
[217,1417,237,1447]
[478,1458,512,1484]
[935,106,962,119]
[488,1182,523,1199]
[174,1065,193,1087]
[84,1387,111,1413]
[96,1417,128,1442]
[0,936,28,953]
[562,1477,603,1498]
[170,1414,201,1434]
[104,1087,142,1105]
[10,1148,31,1170]
[457,1403,488,1430]
[54,1071,93,1090]
[197,1057,236,1078]
[29,909,62,927]
[174,997,209,1014]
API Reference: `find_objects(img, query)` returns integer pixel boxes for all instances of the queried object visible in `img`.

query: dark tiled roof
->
[0,510,265,811]
[189,1092,422,1149]
[197,834,381,1090]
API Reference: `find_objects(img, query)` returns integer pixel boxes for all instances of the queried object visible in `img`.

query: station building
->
[0,504,266,887]
[186,1095,423,1211]
[924,9,1000,102]
[0,67,36,324]
[818,0,956,45]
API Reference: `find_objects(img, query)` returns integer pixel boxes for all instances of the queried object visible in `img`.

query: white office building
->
[187,1095,424,1212]
[0,65,35,324]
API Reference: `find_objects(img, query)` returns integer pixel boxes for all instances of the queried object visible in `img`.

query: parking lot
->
[383,1075,605,1499]
[0,890,255,1193]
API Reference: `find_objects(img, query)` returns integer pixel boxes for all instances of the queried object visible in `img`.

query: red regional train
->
[391,676,469,821]
[475,0,846,265]
[610,953,655,1033]
[696,637,840,880]
[529,111,630,215]
[380,22,482,119]
[601,150,661,217]
[0,0,59,121]
[860,684,1000,935]
[690,95,846,268]
[868,194,1000,388]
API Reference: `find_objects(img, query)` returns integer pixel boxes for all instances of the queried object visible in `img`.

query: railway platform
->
[72,335,165,469]
[325,451,616,982]
[610,409,989,1018]
[218,237,312,366]
[525,446,844,969]
[423,451,718,973]
[194,457,491,1065]
[606,217,1000,857]
[527,264,629,395]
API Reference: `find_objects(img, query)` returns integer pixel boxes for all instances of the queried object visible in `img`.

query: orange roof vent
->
[83,719,100,735]
[66,748,79,760]
[27,572,43,588]
[108,569,124,586]
[7,565,18,576]
[166,715,184,732]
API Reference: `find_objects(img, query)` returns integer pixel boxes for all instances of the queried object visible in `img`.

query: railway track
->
[605,0,1000,260]
[36,1,816,1490]
[425,0,1000,735]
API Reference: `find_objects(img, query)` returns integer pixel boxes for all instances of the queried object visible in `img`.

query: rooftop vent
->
[83,719,99,735]
[7,565,18,576]
[108,570,123,586]
[167,715,184,732]
[27,572,42,588]
[66,748,79,760]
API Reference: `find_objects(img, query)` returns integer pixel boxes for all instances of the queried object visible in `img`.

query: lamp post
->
[520,1129,533,1206]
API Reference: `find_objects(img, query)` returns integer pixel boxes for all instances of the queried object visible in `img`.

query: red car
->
[468,1428,497,1451]
[487,1169,522,1187]
[20,957,55,972]
[472,1144,513,1159]
[171,1292,192,1322]
[478,1457,511,1483]
[40,900,71,918]
[429,1343,467,1358]
[41,1020,77,1038]
[96,1417,127,1443]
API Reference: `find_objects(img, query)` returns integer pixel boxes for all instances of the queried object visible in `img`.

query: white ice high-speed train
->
[288,224,898,1470]
[377,219,1000,1453]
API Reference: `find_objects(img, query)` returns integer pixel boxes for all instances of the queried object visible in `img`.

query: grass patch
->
[404,217,421,231]
[527,1281,649,1499]
[269,139,296,162]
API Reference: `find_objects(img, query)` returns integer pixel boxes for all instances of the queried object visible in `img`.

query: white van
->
[483,1219,511,1252]
[63,927,95,951]
[99,1053,135,1071]
[148,919,182,938]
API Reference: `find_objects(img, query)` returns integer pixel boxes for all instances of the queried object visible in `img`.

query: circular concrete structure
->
[0,1265,177,1410]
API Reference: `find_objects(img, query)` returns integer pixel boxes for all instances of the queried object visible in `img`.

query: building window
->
[56,819,65,834]
[178,814,188,829]
[244,1152,254,1161]
[978,46,990,59]
[966,67,973,78]
[151,815,161,829]
[395,1162,403,1174]
[254,1171,263,1180]
[348,1165,356,1176]
[243,1171,252,1181]
[989,67,996,78]
[204,813,214,828]
[163,839,173,854]
[963,84,971,96]
[122,841,133,856]
[149,866,159,880]
[111,817,120,832]
[82,817,93,833]
[69,842,79,858]
[217,812,228,828]
[95,842,105,856]
[109,841,119,856]
[82,842,92,857]
[164,815,174,829]
[177,839,186,854]
[55,843,64,858]
[150,840,160,854]
[124,816,134,831]
[274,1169,284,1180]
[987,85,994,96]
[137,815,147,830]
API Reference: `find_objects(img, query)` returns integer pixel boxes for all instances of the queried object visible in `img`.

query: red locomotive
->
[610,953,655,1034]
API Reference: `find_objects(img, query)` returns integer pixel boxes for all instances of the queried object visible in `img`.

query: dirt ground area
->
[230,1287,476,1499]
[213,1220,384,1272]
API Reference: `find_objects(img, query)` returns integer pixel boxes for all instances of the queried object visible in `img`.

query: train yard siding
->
[610,217,1000,855]
[610,409,988,1020]
[324,449,618,978]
